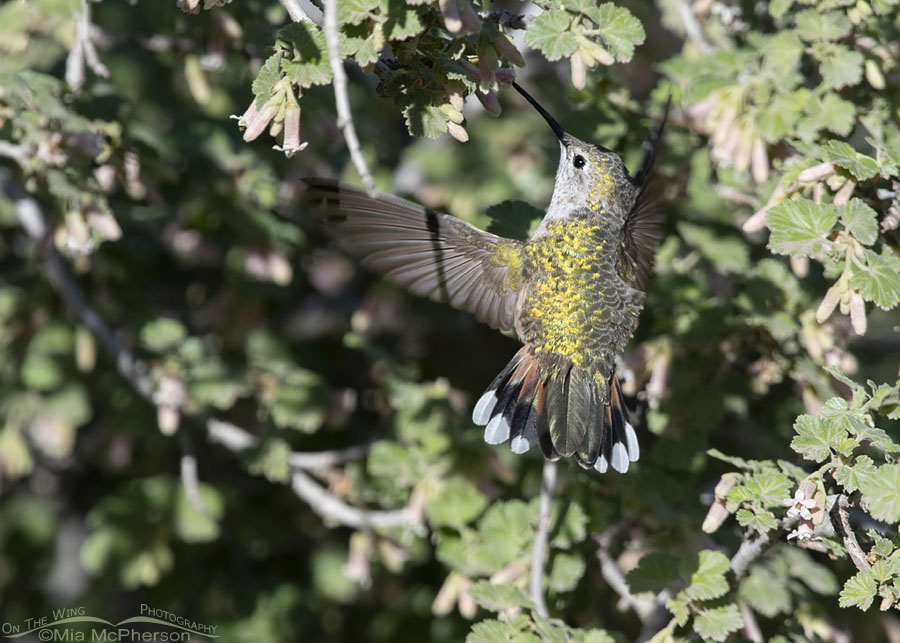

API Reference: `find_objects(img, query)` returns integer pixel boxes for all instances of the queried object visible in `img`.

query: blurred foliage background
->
[1,0,900,641]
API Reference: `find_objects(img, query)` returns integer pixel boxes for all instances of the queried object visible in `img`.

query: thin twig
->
[593,525,671,641]
[322,0,377,196]
[740,602,764,643]
[830,494,871,572]
[292,469,413,529]
[0,168,408,531]
[180,447,216,520]
[290,443,372,469]
[671,0,713,53]
[595,526,657,621]
[530,459,557,618]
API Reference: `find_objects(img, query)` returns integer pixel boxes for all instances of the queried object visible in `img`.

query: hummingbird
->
[305,84,668,474]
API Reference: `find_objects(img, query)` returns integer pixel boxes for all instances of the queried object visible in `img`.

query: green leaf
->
[338,0,386,26]
[858,463,900,522]
[467,581,535,612]
[678,222,749,274]
[426,477,488,529]
[769,0,794,18]
[736,507,778,533]
[791,414,851,462]
[850,249,900,310]
[683,550,730,601]
[251,53,282,100]
[819,45,864,89]
[626,552,682,593]
[795,10,851,41]
[479,501,533,566]
[730,471,793,507]
[833,455,877,493]
[766,199,837,257]
[525,10,577,61]
[740,567,792,617]
[839,570,877,610]
[665,596,690,627]
[384,5,425,41]
[549,552,586,592]
[175,482,223,543]
[840,198,879,245]
[278,22,332,88]
[823,140,880,180]
[589,3,645,61]
[546,500,587,549]
[693,604,744,642]
[140,318,187,352]
[404,99,449,139]
[467,619,514,643]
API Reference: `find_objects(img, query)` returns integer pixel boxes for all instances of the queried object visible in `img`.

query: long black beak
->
[512,82,566,143]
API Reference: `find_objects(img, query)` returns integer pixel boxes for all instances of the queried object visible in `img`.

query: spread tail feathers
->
[472,345,640,473]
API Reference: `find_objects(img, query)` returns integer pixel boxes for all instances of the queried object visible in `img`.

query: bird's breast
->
[518,216,636,372]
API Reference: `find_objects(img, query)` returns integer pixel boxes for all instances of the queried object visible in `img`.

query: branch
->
[830,494,871,573]
[739,602,764,643]
[671,0,714,53]
[322,0,377,197]
[292,469,415,529]
[0,168,412,531]
[280,0,313,23]
[180,441,216,521]
[729,529,776,580]
[530,459,557,618]
[594,525,671,641]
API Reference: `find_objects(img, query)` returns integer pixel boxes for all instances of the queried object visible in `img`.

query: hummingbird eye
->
[573,155,586,169]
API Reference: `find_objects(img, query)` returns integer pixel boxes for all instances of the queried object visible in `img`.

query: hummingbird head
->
[513,83,636,225]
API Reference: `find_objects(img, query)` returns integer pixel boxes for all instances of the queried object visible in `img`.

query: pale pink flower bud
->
[816,283,841,323]
[798,162,835,183]
[834,179,856,205]
[849,292,867,335]
[438,0,463,34]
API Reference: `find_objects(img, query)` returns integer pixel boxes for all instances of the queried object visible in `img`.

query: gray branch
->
[279,0,313,23]
[530,459,557,618]
[671,0,713,53]
[322,0,377,196]
[830,494,871,573]
[729,529,775,580]
[292,470,414,529]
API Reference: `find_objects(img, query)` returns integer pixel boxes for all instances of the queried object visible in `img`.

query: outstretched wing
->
[620,97,671,292]
[305,178,526,332]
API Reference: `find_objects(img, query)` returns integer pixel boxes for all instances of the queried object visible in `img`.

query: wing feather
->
[305,178,525,331]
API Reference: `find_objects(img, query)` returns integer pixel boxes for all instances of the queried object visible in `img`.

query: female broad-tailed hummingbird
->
[306,84,668,474]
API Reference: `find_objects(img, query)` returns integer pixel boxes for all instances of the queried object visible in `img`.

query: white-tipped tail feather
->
[484,414,510,445]
[472,390,499,426]
[611,443,630,473]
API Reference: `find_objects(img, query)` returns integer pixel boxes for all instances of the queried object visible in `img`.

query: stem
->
[530,459,557,617]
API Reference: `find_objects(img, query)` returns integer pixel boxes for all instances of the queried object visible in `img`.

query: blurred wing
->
[305,178,526,332]
[621,97,670,292]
